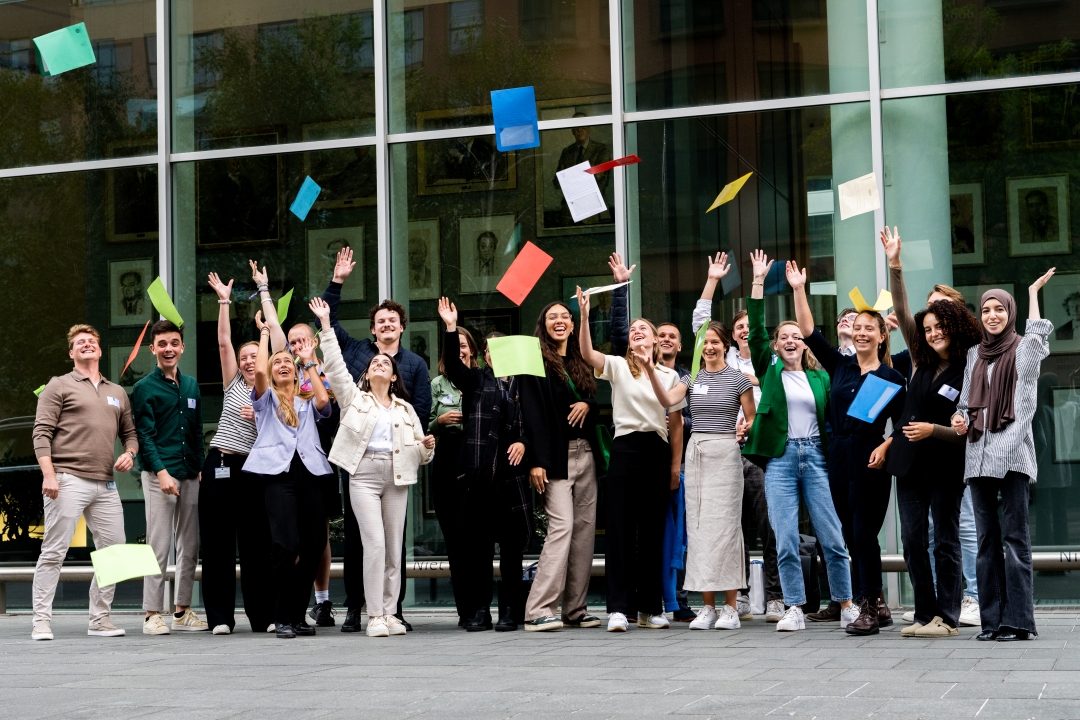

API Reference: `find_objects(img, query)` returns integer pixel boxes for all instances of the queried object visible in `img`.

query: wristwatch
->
[126,450,137,460]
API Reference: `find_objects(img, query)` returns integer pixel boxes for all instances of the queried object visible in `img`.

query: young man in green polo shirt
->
[132,320,208,634]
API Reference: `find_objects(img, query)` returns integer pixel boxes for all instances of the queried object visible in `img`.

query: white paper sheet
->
[572,281,632,297]
[837,172,881,220]
[556,161,607,223]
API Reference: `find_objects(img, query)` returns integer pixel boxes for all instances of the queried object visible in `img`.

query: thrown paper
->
[585,155,641,175]
[147,277,185,328]
[120,320,151,380]
[837,172,880,220]
[91,544,162,587]
[689,323,709,381]
[491,86,540,152]
[277,288,294,322]
[556,161,607,223]
[290,177,321,222]
[707,172,753,213]
[847,374,902,423]
[848,287,893,313]
[33,23,96,77]
[486,336,546,377]
[576,280,632,296]
[496,241,553,305]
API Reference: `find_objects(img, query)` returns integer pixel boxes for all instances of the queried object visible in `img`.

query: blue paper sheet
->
[289,176,322,221]
[847,374,902,423]
[763,260,786,296]
[490,86,539,152]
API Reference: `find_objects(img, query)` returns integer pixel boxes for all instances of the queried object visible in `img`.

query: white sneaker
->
[713,604,741,630]
[31,621,53,641]
[267,623,277,633]
[689,605,718,630]
[840,604,860,629]
[366,616,390,638]
[765,600,785,623]
[637,612,669,629]
[776,605,805,632]
[902,610,916,623]
[212,624,231,635]
[143,614,170,635]
[736,593,752,620]
[87,618,125,637]
[172,609,209,632]
[959,596,981,627]
[607,612,629,632]
[386,615,407,636]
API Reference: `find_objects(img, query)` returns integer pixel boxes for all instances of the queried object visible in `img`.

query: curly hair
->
[533,301,596,396]
[368,299,408,331]
[911,299,982,369]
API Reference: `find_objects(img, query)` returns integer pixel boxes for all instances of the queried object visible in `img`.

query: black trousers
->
[897,470,964,628]
[342,469,409,616]
[739,457,782,602]
[828,436,892,601]
[431,433,468,620]
[199,448,274,632]
[606,431,670,617]
[970,472,1037,635]
[459,480,525,621]
[260,453,328,626]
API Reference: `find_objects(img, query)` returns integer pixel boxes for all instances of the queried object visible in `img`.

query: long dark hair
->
[856,310,893,367]
[911,299,982,369]
[534,300,596,395]
[438,326,478,376]
[360,352,411,402]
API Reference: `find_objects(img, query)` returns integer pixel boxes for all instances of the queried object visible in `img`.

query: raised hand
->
[706,251,730,281]
[576,286,591,318]
[785,260,807,291]
[1030,267,1056,293]
[295,336,317,364]
[309,297,331,324]
[880,226,901,267]
[208,272,233,301]
[750,249,773,283]
[333,247,356,283]
[608,252,637,283]
[249,260,269,287]
[634,346,655,372]
[437,297,458,330]
[254,310,268,332]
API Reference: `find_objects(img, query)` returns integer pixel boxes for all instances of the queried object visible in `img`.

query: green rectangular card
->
[33,23,96,77]
[90,544,162,587]
[486,335,546,377]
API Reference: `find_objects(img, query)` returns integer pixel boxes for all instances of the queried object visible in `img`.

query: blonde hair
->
[771,320,820,371]
[237,341,259,359]
[625,318,661,379]
[266,350,314,427]
[929,284,965,305]
[67,324,100,350]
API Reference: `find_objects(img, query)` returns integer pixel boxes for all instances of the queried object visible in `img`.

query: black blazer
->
[886,358,967,479]
[519,367,601,480]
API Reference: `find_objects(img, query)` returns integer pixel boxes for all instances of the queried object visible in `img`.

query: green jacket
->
[428,374,463,437]
[742,297,830,462]
[132,366,204,478]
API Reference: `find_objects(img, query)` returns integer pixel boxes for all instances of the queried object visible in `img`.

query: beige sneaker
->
[88,618,126,637]
[143,614,171,635]
[172,609,209,632]
[386,615,407,636]
[31,621,53,641]
[367,615,389,638]
[913,616,958,638]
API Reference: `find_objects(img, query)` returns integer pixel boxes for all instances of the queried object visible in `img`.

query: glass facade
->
[3,0,1080,607]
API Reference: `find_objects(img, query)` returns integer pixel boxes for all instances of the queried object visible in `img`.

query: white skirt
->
[683,433,745,592]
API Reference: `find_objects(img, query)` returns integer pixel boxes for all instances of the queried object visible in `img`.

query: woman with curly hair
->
[880,228,983,639]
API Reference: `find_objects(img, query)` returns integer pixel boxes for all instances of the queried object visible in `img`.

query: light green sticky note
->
[33,384,46,397]
[146,277,184,328]
[689,322,708,381]
[90,544,161,587]
[277,288,294,323]
[486,335,546,377]
[33,23,97,77]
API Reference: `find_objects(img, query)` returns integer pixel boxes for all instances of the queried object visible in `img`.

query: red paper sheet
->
[120,320,150,379]
[584,154,641,175]
[496,241,553,306]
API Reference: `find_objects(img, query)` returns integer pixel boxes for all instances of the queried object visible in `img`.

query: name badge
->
[938,384,960,401]
[215,467,231,479]
[692,384,709,395]
[771,355,778,365]
[187,398,197,409]
[107,396,120,408]
[106,481,116,490]
[441,394,454,404]
[299,402,308,412]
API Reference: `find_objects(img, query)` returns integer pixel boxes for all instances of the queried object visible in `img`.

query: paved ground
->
[3,610,1080,719]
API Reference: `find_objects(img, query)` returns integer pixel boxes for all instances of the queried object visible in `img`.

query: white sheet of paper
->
[837,172,881,220]
[576,280,632,297]
[556,161,607,223]
[902,239,934,271]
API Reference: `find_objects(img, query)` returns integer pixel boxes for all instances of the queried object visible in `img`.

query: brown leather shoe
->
[845,599,880,636]
[805,601,841,622]
[877,591,893,627]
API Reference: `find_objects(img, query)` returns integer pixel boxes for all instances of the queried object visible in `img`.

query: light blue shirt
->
[242,387,333,477]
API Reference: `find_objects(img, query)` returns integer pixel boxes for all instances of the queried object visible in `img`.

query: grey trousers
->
[142,472,200,612]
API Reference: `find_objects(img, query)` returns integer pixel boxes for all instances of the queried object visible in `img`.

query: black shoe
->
[465,610,493,632]
[394,613,413,632]
[276,623,296,639]
[308,600,336,627]
[495,608,517,632]
[341,610,361,633]
[672,607,696,622]
[457,616,469,628]
[294,621,316,636]
[876,592,893,628]
[976,630,1000,641]
[996,628,1036,641]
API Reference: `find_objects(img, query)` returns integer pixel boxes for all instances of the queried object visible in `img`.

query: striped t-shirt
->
[210,373,258,455]
[679,365,753,434]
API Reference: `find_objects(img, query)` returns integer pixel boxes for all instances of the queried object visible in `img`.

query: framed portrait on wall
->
[1026,86,1080,150]
[948,183,984,266]
[1007,175,1071,257]
[109,344,154,392]
[106,140,159,243]
[415,106,516,196]
[1041,272,1080,355]
[955,284,1015,319]
[307,226,365,304]
[406,219,440,301]
[1052,388,1080,463]
[196,131,282,247]
[302,121,377,210]
[108,258,155,328]
[562,275,616,354]
[403,320,438,373]
[458,214,517,294]
[458,309,518,344]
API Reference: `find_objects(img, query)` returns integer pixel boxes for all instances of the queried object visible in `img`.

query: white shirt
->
[726,347,762,406]
[780,370,819,439]
[598,355,685,441]
[367,406,394,452]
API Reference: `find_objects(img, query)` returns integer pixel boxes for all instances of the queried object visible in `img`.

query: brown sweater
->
[33,371,139,481]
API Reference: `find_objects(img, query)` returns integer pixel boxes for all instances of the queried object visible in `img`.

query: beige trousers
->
[349,451,409,618]
[525,439,597,621]
[142,471,200,612]
[32,473,126,624]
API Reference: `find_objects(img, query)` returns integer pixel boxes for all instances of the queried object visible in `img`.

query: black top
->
[519,356,600,480]
[804,330,907,444]
[886,359,966,478]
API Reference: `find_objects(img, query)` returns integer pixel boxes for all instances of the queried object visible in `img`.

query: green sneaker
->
[563,613,602,628]
[523,616,564,632]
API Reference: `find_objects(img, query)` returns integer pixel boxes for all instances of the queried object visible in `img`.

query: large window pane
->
[880,0,1080,89]
[0,0,157,169]
[388,0,612,133]
[624,0,870,114]
[171,0,376,153]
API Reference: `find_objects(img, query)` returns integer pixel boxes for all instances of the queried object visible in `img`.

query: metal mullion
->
[374,0,390,301]
[624,91,872,125]
[385,114,616,145]
[170,135,378,164]
[880,70,1080,100]
[157,0,172,295]
[0,155,158,180]
[866,0,885,293]
[609,0,626,261]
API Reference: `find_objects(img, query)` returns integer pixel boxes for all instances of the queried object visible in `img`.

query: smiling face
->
[981,299,1009,336]
[150,331,184,371]
[269,351,296,389]
[237,343,258,384]
[544,304,574,346]
[656,324,681,361]
[732,316,749,348]
[921,312,951,358]
[366,354,397,385]
[851,313,885,355]
[371,308,403,345]
[457,333,474,366]
[837,312,858,342]
[69,332,102,364]
[288,324,316,357]
[629,319,659,357]
[701,328,726,364]
[773,322,806,368]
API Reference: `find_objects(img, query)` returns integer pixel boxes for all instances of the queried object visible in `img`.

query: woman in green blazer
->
[741,251,855,633]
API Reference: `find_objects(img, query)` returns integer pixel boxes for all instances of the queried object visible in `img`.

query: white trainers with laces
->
[765,600,785,623]
[902,610,916,623]
[776,605,805,632]
[959,596,981,627]
[736,593,752,620]
[689,605,718,630]
[212,624,231,635]
[31,621,53,641]
[386,615,407,636]
[143,614,170,635]
[713,604,741,630]
[87,618,125,637]
[637,612,669,629]
[366,616,390,637]
[172,609,209,632]
[840,604,860,629]
[607,612,629,632]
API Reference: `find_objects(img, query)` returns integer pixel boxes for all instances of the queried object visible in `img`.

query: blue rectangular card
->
[491,86,539,152]
[289,176,322,221]
[847,374,902,423]
[763,260,786,296]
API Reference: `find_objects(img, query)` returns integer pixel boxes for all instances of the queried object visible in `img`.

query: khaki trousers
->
[32,473,126,624]
[142,471,200,612]
[525,439,597,621]
[348,452,408,618]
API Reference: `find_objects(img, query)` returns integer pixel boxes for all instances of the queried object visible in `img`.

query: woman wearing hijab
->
[952,269,1056,641]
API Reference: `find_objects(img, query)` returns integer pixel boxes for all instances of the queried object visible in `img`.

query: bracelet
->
[260,297,273,303]
[752,281,764,286]
[218,299,231,305]
[260,328,270,334]
[889,264,902,270]
[303,362,318,371]
[257,284,269,292]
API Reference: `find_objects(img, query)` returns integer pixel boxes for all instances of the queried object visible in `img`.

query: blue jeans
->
[928,485,979,600]
[764,438,852,607]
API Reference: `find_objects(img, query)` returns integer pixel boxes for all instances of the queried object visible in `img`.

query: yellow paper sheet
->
[848,287,893,313]
[91,543,162,587]
[146,277,185,328]
[486,336,546,377]
[706,172,753,213]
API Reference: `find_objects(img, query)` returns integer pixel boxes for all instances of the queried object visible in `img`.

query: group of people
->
[30,229,1056,644]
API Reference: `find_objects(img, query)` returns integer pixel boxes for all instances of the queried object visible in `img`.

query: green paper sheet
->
[689,322,708,381]
[90,544,162,587]
[33,23,96,77]
[277,288,294,323]
[147,277,184,328]
[33,384,46,397]
[486,336,546,377]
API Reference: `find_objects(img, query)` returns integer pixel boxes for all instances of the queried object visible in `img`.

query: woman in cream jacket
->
[309,298,435,637]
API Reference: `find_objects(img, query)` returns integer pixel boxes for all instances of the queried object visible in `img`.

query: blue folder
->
[490,86,539,152]
[847,374,902,423]
[290,176,322,221]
